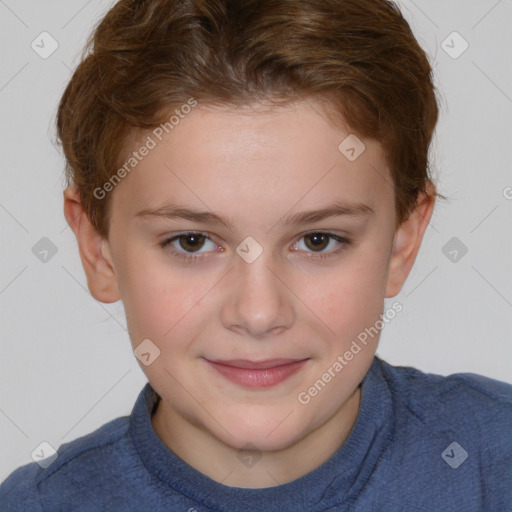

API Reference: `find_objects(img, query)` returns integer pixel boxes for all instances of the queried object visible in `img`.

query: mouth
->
[203,358,310,389]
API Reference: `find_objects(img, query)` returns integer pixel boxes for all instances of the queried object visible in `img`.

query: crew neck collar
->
[130,357,393,512]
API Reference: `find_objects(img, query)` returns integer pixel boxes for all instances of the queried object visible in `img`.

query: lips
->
[209,358,304,369]
[203,358,309,388]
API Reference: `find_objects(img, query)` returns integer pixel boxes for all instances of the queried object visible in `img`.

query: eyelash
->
[158,231,351,262]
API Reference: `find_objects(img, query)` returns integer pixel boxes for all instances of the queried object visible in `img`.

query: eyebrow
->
[135,201,374,230]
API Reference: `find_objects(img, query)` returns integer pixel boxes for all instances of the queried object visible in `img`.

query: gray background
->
[1,0,511,482]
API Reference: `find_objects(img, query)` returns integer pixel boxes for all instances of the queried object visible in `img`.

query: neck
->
[151,386,361,489]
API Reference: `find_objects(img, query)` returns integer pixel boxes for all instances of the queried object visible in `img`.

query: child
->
[1,0,511,510]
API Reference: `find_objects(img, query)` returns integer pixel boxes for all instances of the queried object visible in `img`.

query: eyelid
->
[159,231,219,252]
[159,229,352,262]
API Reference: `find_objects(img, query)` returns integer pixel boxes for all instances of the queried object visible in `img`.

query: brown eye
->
[159,231,218,262]
[160,230,350,263]
[177,233,207,252]
[292,231,351,260]
[304,232,330,252]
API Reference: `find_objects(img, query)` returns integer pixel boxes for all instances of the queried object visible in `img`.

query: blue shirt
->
[1,357,511,511]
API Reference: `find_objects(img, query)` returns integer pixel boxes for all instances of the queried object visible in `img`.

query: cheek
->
[305,250,389,343]
[117,257,202,346]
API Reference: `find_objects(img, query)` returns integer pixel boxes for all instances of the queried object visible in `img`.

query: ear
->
[385,182,436,298]
[63,186,120,303]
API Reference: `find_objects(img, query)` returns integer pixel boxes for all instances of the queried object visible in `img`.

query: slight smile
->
[203,358,310,389]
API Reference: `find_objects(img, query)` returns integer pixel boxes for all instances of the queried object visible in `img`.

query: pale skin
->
[64,99,435,489]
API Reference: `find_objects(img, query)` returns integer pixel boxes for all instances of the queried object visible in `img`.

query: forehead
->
[110,100,393,227]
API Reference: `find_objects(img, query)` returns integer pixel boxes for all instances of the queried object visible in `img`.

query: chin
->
[225,431,303,453]
[216,411,310,453]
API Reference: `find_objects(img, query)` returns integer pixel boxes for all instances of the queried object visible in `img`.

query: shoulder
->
[375,356,512,438]
[376,356,512,419]
[0,462,45,512]
[373,357,512,508]
[0,416,130,512]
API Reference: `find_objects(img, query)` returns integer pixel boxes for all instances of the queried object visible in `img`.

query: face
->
[98,99,399,451]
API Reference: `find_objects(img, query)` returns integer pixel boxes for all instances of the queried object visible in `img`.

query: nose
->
[221,251,295,339]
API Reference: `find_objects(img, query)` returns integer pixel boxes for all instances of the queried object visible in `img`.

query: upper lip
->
[205,358,309,369]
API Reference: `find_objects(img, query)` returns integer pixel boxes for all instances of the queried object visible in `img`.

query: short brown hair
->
[57,0,442,238]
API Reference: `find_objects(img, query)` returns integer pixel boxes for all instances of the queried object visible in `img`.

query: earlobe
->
[63,186,120,303]
[385,185,436,298]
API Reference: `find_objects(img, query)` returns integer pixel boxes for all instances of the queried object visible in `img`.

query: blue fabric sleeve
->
[0,462,44,512]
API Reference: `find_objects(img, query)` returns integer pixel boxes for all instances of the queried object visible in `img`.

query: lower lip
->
[204,360,308,389]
